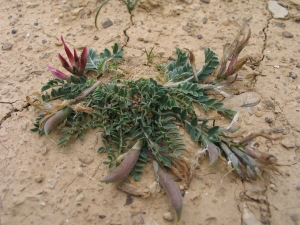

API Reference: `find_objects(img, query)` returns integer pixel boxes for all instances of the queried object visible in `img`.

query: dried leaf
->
[70,103,94,113]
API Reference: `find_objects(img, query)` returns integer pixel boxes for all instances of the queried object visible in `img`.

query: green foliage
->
[143,47,155,64]
[196,48,219,82]
[31,43,239,180]
[165,47,219,83]
[31,115,45,135]
[41,76,88,102]
[86,44,123,73]
[166,48,193,82]
[121,0,139,13]
[58,112,95,147]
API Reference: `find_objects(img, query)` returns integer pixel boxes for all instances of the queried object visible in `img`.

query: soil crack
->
[260,13,272,62]
[122,12,134,48]
[0,101,30,124]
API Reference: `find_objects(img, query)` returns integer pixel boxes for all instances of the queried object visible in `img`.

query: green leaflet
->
[86,44,124,72]
[197,48,219,82]
[165,47,219,83]
[166,48,193,82]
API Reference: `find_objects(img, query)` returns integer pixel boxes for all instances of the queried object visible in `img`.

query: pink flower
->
[47,65,70,80]
[79,46,88,75]
[60,36,88,76]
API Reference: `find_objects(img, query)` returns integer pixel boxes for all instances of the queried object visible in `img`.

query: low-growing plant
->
[27,26,280,222]
[143,47,155,64]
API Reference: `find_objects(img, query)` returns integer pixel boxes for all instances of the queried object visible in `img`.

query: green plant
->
[27,28,279,222]
[143,47,155,64]
[95,0,139,29]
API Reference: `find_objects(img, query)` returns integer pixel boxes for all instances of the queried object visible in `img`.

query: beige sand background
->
[1,0,300,224]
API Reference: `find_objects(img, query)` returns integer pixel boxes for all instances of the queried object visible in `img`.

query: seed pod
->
[153,160,183,222]
[203,138,219,167]
[44,107,72,135]
[75,80,101,102]
[100,140,143,183]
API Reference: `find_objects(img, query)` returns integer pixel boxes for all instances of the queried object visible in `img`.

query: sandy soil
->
[1,0,300,224]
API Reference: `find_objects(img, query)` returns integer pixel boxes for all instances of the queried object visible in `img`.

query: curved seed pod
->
[75,80,101,102]
[220,142,245,179]
[100,140,143,183]
[202,138,219,167]
[44,107,72,135]
[153,160,183,222]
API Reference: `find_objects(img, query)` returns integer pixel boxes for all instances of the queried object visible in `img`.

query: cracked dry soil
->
[0,0,300,225]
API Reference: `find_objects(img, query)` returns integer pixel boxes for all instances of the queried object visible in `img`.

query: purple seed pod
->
[153,160,183,222]
[44,107,72,135]
[100,140,143,183]
[75,80,102,102]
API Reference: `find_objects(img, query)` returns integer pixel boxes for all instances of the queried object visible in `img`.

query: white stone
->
[174,5,184,10]
[76,193,85,201]
[163,212,174,221]
[26,2,39,8]
[71,7,84,16]
[242,204,261,225]
[54,18,59,24]
[268,1,289,19]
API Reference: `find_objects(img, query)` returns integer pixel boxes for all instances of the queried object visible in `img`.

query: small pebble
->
[174,5,184,10]
[86,9,92,16]
[76,188,83,193]
[34,22,38,26]
[102,19,113,29]
[2,43,13,51]
[78,153,94,164]
[42,39,47,44]
[274,22,285,28]
[201,0,210,3]
[265,100,274,109]
[197,34,203,39]
[270,184,278,192]
[94,36,99,40]
[48,183,55,189]
[265,117,273,124]
[163,212,174,221]
[289,72,297,79]
[282,31,293,38]
[76,170,84,177]
[114,19,123,25]
[76,193,85,201]
[296,185,300,191]
[34,175,43,183]
[99,214,106,219]
[281,136,296,148]
[55,41,63,46]
[203,17,208,24]
[255,110,263,117]
[54,18,59,24]
[12,29,17,34]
